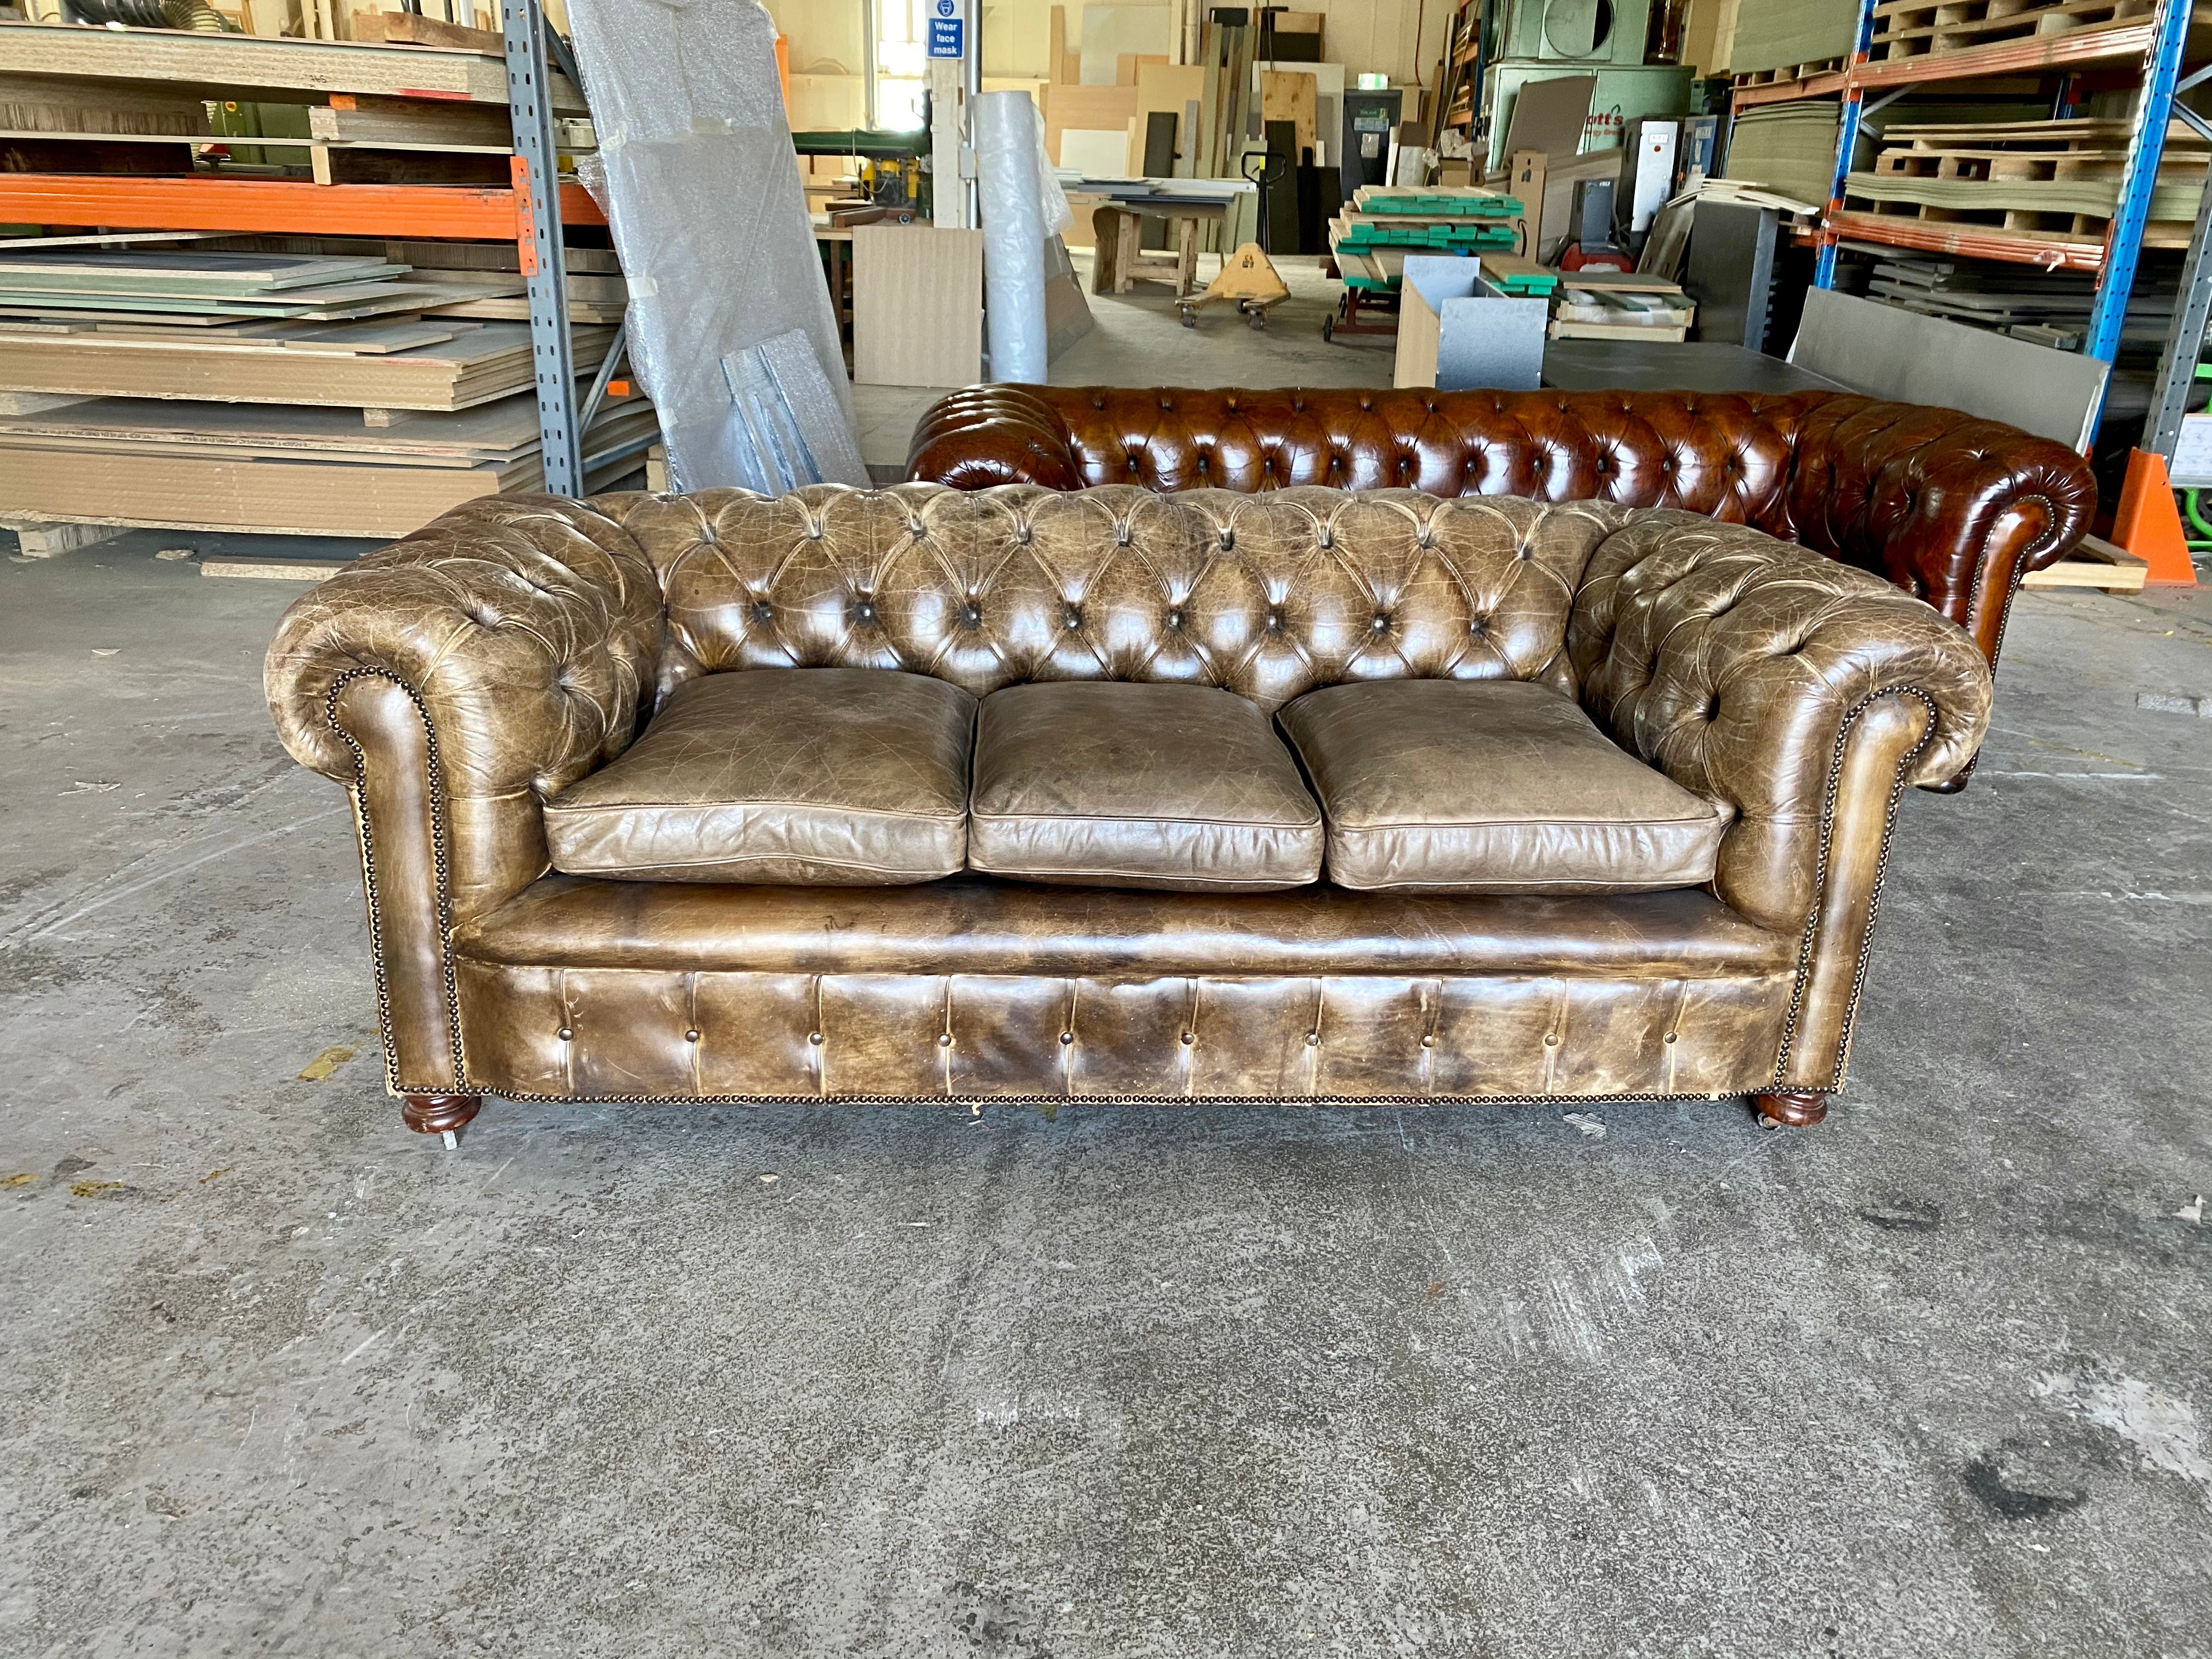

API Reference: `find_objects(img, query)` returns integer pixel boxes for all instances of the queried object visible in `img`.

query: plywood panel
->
[1260,70,1317,160]
[1044,83,1141,167]
[852,226,983,388]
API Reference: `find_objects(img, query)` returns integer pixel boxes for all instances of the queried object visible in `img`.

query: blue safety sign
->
[927,0,965,58]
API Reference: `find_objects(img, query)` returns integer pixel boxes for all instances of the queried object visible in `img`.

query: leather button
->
[1543,1033,1559,1046]
[1063,606,1083,631]
[685,1029,701,1042]
[1420,1034,1436,1048]
[751,602,774,625]
[1267,611,1284,632]
[1372,614,1390,633]
[1166,609,1184,630]
[855,601,876,623]
[1059,1030,1075,1045]
[1218,528,1234,550]
[808,1031,823,1045]
[557,1026,573,1041]
[1305,1030,1321,1046]
[1663,1031,1678,1044]
[1179,1031,1195,1045]
[938,1032,953,1047]
[962,603,982,627]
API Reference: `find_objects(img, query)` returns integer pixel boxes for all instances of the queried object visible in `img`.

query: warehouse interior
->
[2,0,2210,1652]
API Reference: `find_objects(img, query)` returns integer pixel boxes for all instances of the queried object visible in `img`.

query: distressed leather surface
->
[904,385,2096,670]
[452,875,1797,975]
[1568,510,1989,933]
[264,482,1994,1104]
[452,961,1798,1102]
[544,668,974,885]
[971,681,1323,891]
[1278,679,1726,893]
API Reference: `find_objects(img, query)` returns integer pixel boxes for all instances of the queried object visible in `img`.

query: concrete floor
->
[4,274,2212,1654]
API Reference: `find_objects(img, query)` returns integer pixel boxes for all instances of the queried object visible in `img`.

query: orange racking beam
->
[0,174,605,239]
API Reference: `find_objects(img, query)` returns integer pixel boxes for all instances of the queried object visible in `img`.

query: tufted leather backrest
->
[904,386,2099,693]
[598,483,1632,713]
[916,386,1820,532]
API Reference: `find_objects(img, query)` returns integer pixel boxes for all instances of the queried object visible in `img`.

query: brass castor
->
[402,1093,482,1141]
[1751,1090,1829,1128]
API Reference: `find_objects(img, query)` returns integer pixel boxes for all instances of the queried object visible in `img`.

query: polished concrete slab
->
[2,533,2209,1656]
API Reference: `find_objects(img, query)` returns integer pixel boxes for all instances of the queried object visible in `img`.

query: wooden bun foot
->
[402,1093,482,1136]
[1751,1089,1829,1128]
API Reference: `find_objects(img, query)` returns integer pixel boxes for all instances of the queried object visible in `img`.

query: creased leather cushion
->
[969,681,1323,891]
[543,668,974,884]
[1277,679,1727,894]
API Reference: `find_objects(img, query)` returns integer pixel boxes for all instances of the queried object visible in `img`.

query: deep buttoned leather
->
[970,681,1323,891]
[905,385,2095,675]
[265,482,1994,1104]
[543,668,974,884]
[1278,679,1728,893]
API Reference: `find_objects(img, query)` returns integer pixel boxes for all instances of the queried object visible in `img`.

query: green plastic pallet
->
[1358,193,1521,217]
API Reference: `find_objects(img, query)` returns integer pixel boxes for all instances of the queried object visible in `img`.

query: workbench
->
[1090,201,1228,300]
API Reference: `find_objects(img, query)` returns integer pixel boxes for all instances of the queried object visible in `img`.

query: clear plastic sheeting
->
[975,91,1048,385]
[564,0,862,492]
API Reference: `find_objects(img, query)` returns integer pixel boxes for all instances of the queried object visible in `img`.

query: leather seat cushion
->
[1277,679,1728,894]
[969,681,1324,891]
[543,668,975,884]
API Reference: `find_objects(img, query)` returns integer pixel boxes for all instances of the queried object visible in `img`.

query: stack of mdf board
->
[0,317,610,410]
[0,394,658,538]
[1721,101,1842,208]
[1854,249,2175,347]
[1726,0,1859,77]
[1329,187,1519,286]
[0,248,523,327]
[1842,118,2208,251]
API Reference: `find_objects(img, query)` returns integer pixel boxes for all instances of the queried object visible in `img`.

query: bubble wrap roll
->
[974,91,1048,386]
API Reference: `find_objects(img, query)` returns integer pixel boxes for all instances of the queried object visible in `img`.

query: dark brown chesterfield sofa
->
[266,483,1992,1142]
[905,386,2095,752]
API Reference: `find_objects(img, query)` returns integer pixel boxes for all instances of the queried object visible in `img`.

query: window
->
[875,0,929,131]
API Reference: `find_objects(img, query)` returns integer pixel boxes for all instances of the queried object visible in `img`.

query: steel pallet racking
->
[0,0,627,499]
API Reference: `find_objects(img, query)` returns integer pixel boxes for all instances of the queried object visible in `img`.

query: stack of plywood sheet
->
[0,394,657,537]
[0,23,650,545]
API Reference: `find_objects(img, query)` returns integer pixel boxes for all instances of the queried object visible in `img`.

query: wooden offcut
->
[0,23,585,111]
[851,226,983,388]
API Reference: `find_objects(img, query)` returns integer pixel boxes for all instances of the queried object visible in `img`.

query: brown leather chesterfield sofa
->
[905,386,2094,721]
[265,483,1992,1142]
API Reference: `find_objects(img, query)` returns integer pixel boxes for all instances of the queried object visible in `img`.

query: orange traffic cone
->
[2113,448,2199,586]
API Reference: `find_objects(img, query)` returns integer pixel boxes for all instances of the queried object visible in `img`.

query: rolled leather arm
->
[1569,512,1995,1091]
[264,495,663,1093]
[906,385,1086,489]
[1785,398,2095,667]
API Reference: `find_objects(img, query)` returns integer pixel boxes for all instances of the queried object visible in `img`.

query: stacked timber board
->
[1841,118,2208,253]
[1330,188,1519,288]
[1721,102,1843,208]
[1726,0,1859,78]
[0,26,645,541]
[0,396,657,537]
[1850,248,2175,348]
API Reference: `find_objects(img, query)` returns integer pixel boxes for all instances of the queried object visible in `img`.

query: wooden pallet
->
[1732,57,1847,88]
[1846,167,2197,242]
[1869,0,2152,61]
